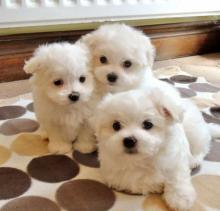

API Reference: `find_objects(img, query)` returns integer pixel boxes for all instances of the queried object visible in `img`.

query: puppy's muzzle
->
[68,92,80,102]
[123,136,137,149]
[107,73,118,83]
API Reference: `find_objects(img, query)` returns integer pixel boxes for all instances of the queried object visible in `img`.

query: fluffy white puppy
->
[93,89,196,211]
[81,23,212,167]
[24,42,96,154]
[80,23,155,97]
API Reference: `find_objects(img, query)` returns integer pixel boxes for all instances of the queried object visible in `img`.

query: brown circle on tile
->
[0,118,39,136]
[170,75,197,84]
[159,78,174,85]
[177,87,197,98]
[1,196,60,211]
[143,194,169,211]
[0,167,31,199]
[56,179,116,211]
[190,83,220,92]
[0,146,11,165]
[205,140,220,162]
[27,155,79,183]
[73,150,100,168]
[0,106,26,120]
[26,102,34,112]
[11,133,49,156]
[192,175,220,209]
[202,112,220,125]
[210,106,220,118]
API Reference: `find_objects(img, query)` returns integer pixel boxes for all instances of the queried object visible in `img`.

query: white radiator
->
[0,0,220,28]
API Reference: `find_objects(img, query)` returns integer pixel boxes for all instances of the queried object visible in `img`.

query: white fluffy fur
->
[24,42,96,154]
[93,89,196,210]
[81,23,211,167]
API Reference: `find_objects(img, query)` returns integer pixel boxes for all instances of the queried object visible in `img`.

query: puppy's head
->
[93,89,183,160]
[24,42,93,106]
[80,23,155,93]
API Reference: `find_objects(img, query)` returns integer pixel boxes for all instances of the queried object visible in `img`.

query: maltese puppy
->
[93,89,196,211]
[80,23,155,96]
[81,23,212,167]
[24,42,96,154]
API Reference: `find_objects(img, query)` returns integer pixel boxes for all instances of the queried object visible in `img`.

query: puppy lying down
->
[93,88,197,211]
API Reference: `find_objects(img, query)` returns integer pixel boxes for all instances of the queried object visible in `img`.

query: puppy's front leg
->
[47,127,73,154]
[74,122,97,153]
[163,166,196,211]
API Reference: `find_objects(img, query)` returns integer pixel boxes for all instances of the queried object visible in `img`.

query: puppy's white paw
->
[48,141,72,154]
[189,154,203,169]
[74,140,97,153]
[164,186,196,211]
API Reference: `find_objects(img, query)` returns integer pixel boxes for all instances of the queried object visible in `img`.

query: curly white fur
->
[24,42,96,154]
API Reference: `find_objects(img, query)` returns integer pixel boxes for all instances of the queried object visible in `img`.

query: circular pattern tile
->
[210,106,220,118]
[0,167,31,199]
[56,179,116,211]
[177,87,197,98]
[0,118,39,136]
[0,146,11,165]
[202,112,220,125]
[0,106,26,120]
[170,75,197,84]
[205,140,220,162]
[192,175,220,209]
[143,194,169,211]
[159,78,174,85]
[190,83,220,92]
[11,133,49,156]
[1,196,60,211]
[27,155,79,183]
[73,150,100,168]
[26,102,34,112]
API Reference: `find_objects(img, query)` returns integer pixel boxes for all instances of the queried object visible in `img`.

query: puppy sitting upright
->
[93,89,196,211]
[24,42,95,154]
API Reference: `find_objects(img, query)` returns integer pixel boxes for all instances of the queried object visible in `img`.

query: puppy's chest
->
[101,162,164,194]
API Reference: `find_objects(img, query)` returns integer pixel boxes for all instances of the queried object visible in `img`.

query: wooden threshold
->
[0,21,220,82]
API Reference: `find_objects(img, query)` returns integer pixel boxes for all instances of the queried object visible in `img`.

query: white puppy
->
[80,23,155,97]
[93,89,196,211]
[24,42,96,154]
[81,23,212,167]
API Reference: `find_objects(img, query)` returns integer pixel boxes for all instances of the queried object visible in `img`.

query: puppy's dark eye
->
[100,56,108,64]
[123,60,132,68]
[112,121,121,131]
[142,120,153,130]
[79,76,86,83]
[53,79,64,86]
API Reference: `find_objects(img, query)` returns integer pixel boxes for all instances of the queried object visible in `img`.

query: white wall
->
[0,0,220,28]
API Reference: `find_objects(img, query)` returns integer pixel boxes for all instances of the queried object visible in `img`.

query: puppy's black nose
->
[107,73,118,83]
[123,137,137,149]
[68,92,80,102]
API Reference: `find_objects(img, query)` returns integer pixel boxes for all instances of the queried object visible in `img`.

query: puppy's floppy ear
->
[23,56,42,74]
[144,36,156,69]
[24,44,48,74]
[147,40,156,69]
[150,88,184,122]
[79,31,99,50]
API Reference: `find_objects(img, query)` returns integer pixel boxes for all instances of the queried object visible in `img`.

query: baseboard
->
[0,21,220,82]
